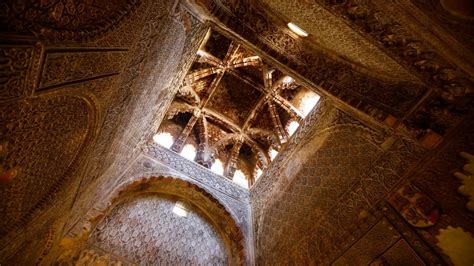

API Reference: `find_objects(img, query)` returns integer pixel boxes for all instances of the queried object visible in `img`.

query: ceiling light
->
[172,202,188,217]
[287,23,308,37]
[196,50,207,57]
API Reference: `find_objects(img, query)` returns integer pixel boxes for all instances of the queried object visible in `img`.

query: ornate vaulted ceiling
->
[1,0,474,264]
[156,29,320,186]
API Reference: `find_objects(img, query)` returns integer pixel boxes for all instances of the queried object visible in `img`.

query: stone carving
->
[60,176,245,264]
[40,50,128,89]
[195,0,426,122]
[0,94,94,240]
[0,46,34,101]
[76,248,131,266]
[454,152,474,212]
[310,0,474,134]
[145,144,248,200]
[250,95,429,263]
[90,196,228,265]
[0,0,142,41]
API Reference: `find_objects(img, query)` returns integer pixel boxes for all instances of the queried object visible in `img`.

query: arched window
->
[210,159,224,176]
[300,93,320,117]
[153,132,174,148]
[180,144,196,161]
[287,121,300,136]
[255,168,263,180]
[233,170,249,189]
[269,148,278,161]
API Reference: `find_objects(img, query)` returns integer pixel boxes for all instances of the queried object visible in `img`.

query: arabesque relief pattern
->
[0,0,212,263]
[0,0,142,41]
[0,94,93,240]
[90,196,228,265]
[0,46,34,101]
[1,0,473,264]
[250,98,428,264]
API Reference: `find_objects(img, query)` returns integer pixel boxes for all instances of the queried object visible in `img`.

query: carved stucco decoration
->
[0,0,143,41]
[39,49,129,90]
[75,248,131,266]
[90,196,228,265]
[61,14,209,254]
[0,46,35,102]
[56,176,246,265]
[192,0,474,136]
[436,226,474,266]
[192,0,426,122]
[0,94,96,241]
[257,0,419,83]
[307,0,474,134]
[454,152,474,212]
[250,96,428,263]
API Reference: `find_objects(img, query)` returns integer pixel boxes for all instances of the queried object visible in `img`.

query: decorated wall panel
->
[0,45,35,101]
[0,94,94,240]
[39,49,128,89]
[0,0,143,41]
[90,196,228,265]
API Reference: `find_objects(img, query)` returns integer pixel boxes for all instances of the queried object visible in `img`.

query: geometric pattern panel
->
[90,195,228,265]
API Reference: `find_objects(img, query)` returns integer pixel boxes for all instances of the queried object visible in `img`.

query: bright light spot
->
[301,93,321,117]
[180,144,196,161]
[283,76,294,84]
[233,170,249,189]
[211,159,224,176]
[153,132,174,149]
[172,202,188,217]
[256,168,263,180]
[287,22,308,37]
[196,50,207,57]
[269,149,278,161]
[287,121,300,136]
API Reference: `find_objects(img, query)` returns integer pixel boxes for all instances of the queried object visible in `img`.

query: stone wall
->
[250,98,431,264]
[0,0,210,263]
